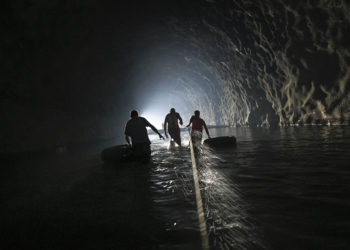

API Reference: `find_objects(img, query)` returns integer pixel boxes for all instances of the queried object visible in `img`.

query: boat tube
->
[203,136,236,148]
[101,144,132,163]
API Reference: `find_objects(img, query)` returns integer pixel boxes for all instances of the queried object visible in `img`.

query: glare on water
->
[147,126,350,250]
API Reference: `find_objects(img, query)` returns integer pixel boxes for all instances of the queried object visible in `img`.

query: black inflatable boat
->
[101,144,151,163]
[203,136,236,148]
[101,144,132,163]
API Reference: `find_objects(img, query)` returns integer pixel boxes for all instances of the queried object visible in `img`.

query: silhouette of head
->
[194,110,200,117]
[130,110,138,118]
[170,108,175,114]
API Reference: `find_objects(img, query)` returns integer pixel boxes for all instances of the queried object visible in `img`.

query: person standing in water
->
[186,110,210,146]
[125,110,164,160]
[164,108,183,147]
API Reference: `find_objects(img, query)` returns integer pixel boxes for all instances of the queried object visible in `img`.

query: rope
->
[188,130,210,250]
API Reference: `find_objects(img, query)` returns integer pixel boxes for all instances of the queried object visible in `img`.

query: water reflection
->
[149,132,264,249]
[198,144,265,249]
[148,134,202,248]
[147,126,350,249]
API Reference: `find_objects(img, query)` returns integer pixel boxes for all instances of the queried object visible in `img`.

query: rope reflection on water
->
[149,136,201,249]
[198,144,265,250]
[149,134,265,249]
[148,126,350,249]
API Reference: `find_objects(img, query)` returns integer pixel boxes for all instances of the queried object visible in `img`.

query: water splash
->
[198,144,265,249]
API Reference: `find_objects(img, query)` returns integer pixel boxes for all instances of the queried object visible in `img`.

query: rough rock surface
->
[1,0,350,152]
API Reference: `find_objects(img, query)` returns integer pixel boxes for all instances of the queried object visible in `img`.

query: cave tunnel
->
[1,1,350,249]
[2,0,349,152]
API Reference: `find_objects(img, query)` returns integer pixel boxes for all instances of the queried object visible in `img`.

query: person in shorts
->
[186,110,210,147]
[164,108,183,147]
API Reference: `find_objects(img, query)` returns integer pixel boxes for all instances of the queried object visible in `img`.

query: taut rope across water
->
[188,131,210,250]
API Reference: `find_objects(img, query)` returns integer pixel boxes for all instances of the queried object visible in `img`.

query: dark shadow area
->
[0,146,160,249]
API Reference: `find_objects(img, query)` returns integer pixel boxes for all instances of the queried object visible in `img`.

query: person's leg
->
[170,126,181,147]
[191,130,202,148]
[132,143,151,162]
[169,126,179,147]
[169,139,175,150]
[175,126,181,147]
[140,143,151,163]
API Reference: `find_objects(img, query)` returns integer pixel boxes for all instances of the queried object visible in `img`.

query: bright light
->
[138,89,193,130]
[140,110,165,130]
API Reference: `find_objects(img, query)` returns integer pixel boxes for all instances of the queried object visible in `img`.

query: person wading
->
[186,110,210,147]
[125,110,164,161]
[164,108,183,147]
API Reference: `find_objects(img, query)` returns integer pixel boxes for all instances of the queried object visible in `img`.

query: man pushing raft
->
[125,110,164,161]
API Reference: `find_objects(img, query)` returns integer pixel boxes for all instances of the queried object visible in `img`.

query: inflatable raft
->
[203,136,236,148]
[101,144,151,163]
[101,144,132,163]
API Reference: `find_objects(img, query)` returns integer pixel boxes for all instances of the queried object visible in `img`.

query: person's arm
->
[186,116,193,127]
[163,117,168,138]
[125,135,131,147]
[203,121,210,138]
[178,114,183,126]
[144,118,164,139]
[149,124,164,139]
[124,123,132,147]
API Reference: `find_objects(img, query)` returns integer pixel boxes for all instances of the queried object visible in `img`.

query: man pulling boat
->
[186,110,210,147]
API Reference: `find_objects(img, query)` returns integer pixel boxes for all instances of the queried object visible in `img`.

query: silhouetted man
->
[186,110,210,146]
[125,110,164,160]
[164,108,183,147]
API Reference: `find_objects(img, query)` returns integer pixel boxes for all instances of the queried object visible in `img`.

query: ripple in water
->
[147,126,350,249]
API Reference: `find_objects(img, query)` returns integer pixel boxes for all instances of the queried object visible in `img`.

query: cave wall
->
[1,0,350,153]
[166,0,350,126]
[0,0,144,153]
[0,100,122,153]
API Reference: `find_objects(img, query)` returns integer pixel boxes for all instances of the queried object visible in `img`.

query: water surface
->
[1,126,349,249]
[148,126,350,249]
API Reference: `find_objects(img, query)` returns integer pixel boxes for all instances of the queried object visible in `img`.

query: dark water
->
[1,126,349,249]
[148,126,350,250]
